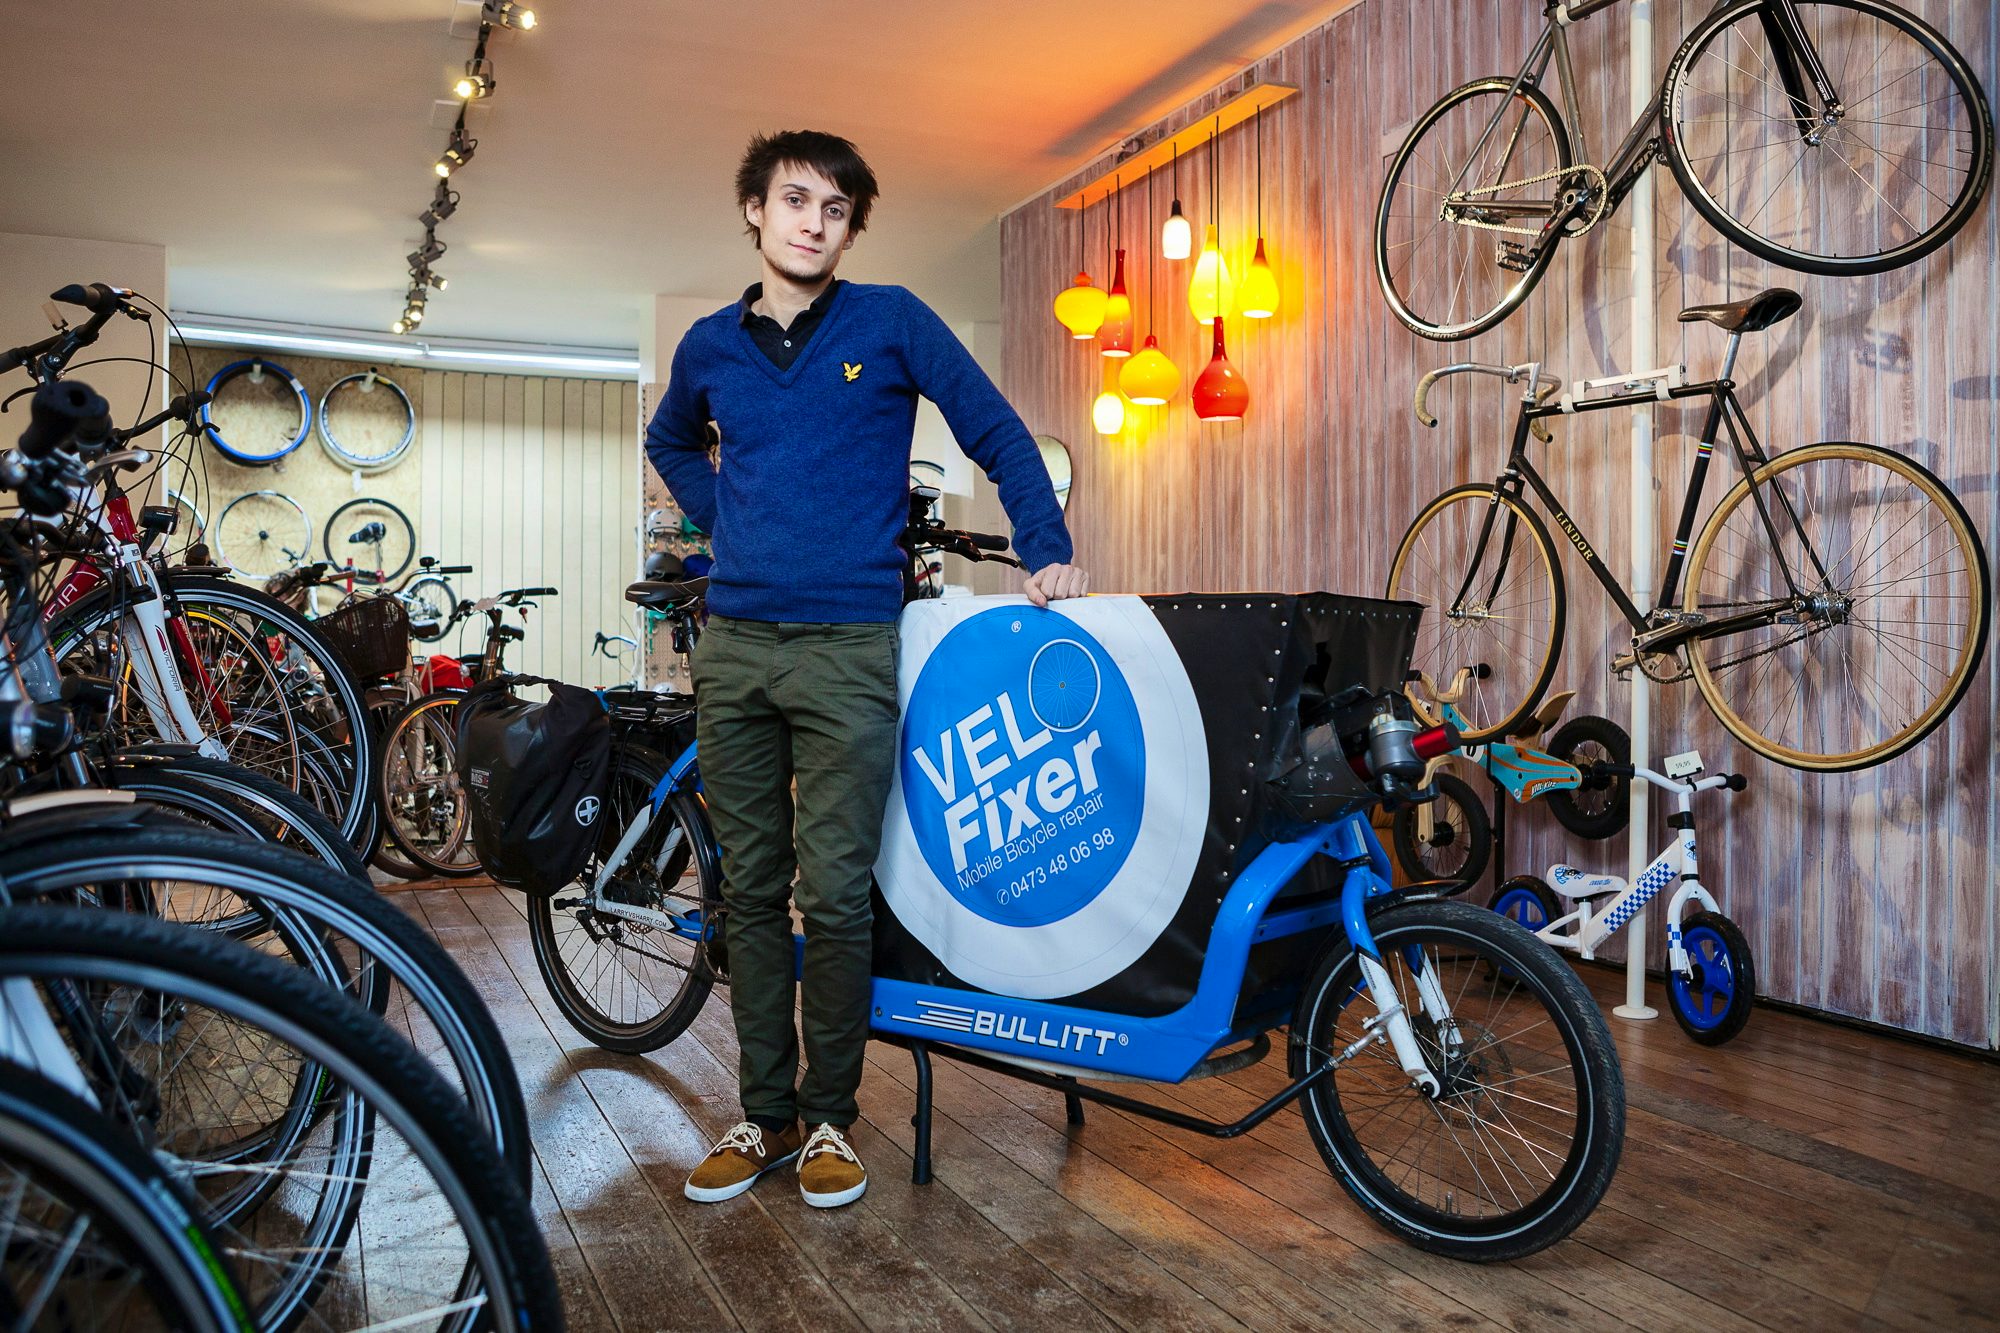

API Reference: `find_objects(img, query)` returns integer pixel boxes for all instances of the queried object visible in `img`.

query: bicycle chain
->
[1452,163,1610,238]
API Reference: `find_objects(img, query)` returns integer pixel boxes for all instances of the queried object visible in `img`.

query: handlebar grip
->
[18,380,112,459]
[50,283,121,315]
[965,532,1008,552]
[1414,370,1442,428]
[1586,761,1637,780]
[517,586,559,597]
[434,564,473,575]
[1724,772,1747,791]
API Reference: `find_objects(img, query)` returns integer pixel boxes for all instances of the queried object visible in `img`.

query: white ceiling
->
[0,1,1352,350]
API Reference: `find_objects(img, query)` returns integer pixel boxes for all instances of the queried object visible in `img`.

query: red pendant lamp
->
[1097,175,1134,357]
[1120,164,1181,406]
[1192,316,1249,421]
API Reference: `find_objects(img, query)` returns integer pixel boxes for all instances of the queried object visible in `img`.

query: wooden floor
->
[393,879,2000,1332]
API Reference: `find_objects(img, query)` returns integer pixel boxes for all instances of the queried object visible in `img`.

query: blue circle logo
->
[899,609,1144,928]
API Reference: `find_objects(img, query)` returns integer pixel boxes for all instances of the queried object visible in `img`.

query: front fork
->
[115,559,227,761]
[1662,879,1723,977]
[1336,821,1450,1097]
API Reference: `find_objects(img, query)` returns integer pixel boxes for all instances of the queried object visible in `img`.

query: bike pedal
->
[1496,242,1536,273]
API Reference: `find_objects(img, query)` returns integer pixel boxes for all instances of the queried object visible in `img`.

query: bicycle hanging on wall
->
[1387,288,1989,772]
[1375,0,1994,340]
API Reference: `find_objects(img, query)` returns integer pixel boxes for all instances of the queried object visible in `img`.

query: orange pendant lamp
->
[1098,176,1134,357]
[1188,120,1234,324]
[1052,188,1107,338]
[1193,316,1249,422]
[1120,164,1181,405]
[1239,105,1281,319]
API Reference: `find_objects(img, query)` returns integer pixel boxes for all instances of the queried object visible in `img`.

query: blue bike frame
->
[645,742,1404,1085]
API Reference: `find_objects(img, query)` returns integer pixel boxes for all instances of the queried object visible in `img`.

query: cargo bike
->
[478,509,1626,1262]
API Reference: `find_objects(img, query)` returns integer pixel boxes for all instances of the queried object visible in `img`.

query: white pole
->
[1615,0,1659,1022]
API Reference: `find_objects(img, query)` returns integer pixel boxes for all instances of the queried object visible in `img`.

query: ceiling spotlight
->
[486,1,536,30]
[435,135,475,177]
[419,187,461,227]
[391,318,408,335]
[428,272,448,291]
[454,58,495,99]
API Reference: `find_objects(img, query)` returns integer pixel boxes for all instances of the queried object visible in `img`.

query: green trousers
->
[691,615,899,1128]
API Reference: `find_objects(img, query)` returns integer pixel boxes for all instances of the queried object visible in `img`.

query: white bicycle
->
[1491,748,1755,1044]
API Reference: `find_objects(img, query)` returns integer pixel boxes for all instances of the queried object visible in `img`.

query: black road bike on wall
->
[1375,0,1994,340]
[1387,287,1989,773]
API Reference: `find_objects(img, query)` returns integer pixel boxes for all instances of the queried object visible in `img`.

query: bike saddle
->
[1676,287,1801,334]
[625,577,707,610]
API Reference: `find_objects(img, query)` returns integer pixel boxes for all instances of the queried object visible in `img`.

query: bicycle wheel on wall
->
[1388,484,1567,744]
[1663,0,1993,276]
[318,369,417,471]
[324,496,416,585]
[1375,77,1573,341]
[200,358,312,466]
[214,489,312,580]
[1683,442,1989,770]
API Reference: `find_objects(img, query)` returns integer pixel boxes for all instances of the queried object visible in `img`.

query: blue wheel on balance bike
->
[1669,910,1754,1045]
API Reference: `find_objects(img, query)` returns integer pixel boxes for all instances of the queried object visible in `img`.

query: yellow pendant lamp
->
[1187,120,1234,323]
[1092,358,1126,435]
[1120,164,1181,405]
[1239,105,1281,319]
[1052,189,1106,338]
[1161,140,1192,260]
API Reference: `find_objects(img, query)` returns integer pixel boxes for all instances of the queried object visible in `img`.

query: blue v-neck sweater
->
[645,283,1073,624]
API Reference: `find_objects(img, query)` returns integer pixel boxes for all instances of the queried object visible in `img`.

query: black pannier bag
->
[455,674,611,895]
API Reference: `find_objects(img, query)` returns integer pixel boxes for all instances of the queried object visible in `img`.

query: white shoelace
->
[801,1123,858,1165]
[712,1122,766,1157]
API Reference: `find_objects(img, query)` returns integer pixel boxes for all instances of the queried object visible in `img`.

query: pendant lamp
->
[1053,189,1106,338]
[1098,177,1134,357]
[1092,358,1126,435]
[1121,164,1181,405]
[1161,140,1192,260]
[1239,105,1281,319]
[1193,316,1249,422]
[1188,120,1234,323]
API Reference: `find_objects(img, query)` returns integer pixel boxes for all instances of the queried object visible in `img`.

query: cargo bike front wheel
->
[1289,899,1624,1261]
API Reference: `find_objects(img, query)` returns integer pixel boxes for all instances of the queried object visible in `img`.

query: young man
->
[646,129,1086,1209]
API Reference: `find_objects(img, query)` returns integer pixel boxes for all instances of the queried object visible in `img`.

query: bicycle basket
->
[314,596,411,680]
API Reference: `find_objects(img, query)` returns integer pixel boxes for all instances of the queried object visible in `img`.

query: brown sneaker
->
[797,1123,867,1208]
[684,1121,800,1203]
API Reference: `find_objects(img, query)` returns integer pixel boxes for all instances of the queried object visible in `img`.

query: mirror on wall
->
[1035,435,1072,510]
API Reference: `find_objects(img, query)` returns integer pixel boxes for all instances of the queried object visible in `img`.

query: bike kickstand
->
[1058,1076,1086,1127]
[909,1040,934,1186]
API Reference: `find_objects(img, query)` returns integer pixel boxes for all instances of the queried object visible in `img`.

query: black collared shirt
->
[738,280,842,371]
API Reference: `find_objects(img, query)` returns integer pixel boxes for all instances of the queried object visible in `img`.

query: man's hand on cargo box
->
[1024,563,1089,607]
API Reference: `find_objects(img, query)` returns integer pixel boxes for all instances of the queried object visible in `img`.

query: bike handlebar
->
[1,283,137,379]
[432,564,472,575]
[18,381,112,458]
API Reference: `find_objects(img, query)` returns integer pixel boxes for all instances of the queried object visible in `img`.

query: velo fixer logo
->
[900,611,1142,928]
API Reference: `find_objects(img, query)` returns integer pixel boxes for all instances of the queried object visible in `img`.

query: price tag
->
[1664,750,1704,779]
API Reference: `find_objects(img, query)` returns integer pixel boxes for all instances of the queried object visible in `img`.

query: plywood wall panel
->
[1001,0,1999,1047]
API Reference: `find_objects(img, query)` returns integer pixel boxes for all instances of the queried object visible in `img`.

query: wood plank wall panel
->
[1000,1,1998,1047]
[416,370,639,690]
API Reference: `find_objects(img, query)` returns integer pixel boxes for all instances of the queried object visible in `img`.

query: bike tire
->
[111,750,372,881]
[1388,484,1567,744]
[1389,769,1492,887]
[200,358,311,466]
[1289,899,1624,1260]
[376,690,483,878]
[527,744,720,1053]
[0,902,561,1331]
[1375,77,1573,341]
[324,496,416,585]
[0,1071,253,1333]
[406,574,458,642]
[1541,714,1632,841]
[318,370,417,472]
[0,817,532,1186]
[1662,0,1994,276]
[1669,909,1756,1044]
[1683,441,1989,770]
[213,489,312,581]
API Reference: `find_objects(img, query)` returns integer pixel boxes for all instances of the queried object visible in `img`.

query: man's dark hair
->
[736,130,880,243]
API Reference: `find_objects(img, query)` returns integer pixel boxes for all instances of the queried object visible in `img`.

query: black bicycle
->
[1376,0,1994,340]
[1387,287,1988,772]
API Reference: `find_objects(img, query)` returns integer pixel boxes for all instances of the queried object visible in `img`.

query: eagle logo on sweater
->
[842,361,863,382]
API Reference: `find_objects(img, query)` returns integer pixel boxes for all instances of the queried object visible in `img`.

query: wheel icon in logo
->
[1027,638,1100,733]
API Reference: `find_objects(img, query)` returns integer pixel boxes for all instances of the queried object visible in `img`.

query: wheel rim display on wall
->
[324,496,416,585]
[213,490,312,581]
[318,369,417,472]
[199,358,313,466]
